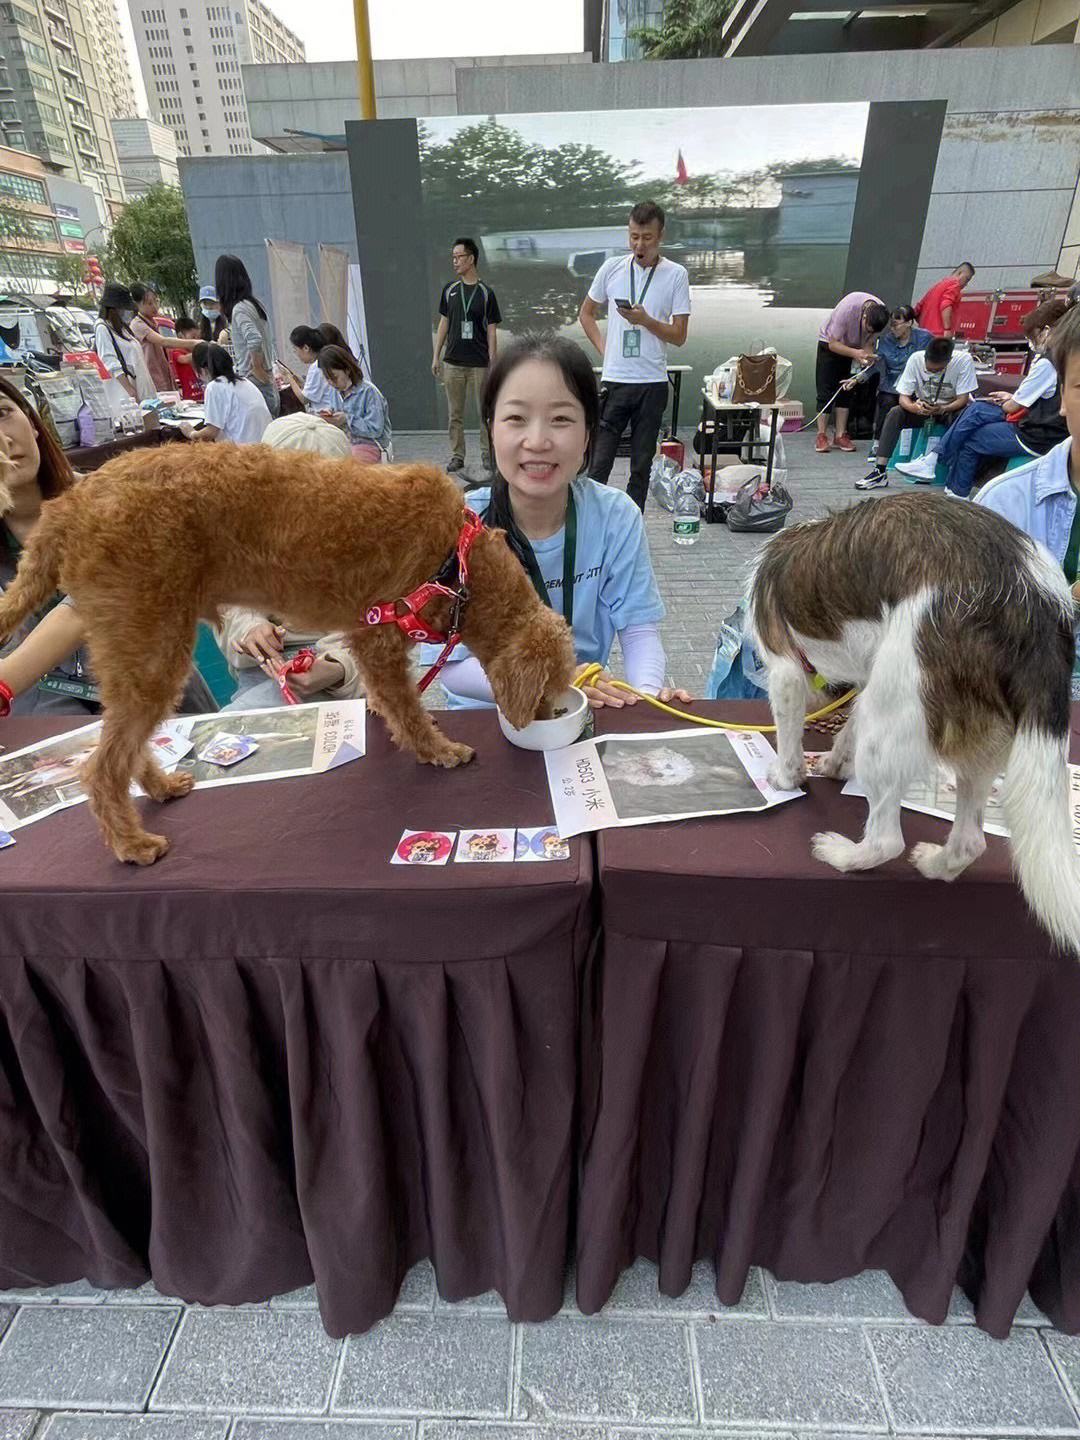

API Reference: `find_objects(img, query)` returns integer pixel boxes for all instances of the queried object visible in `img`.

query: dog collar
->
[362,508,483,693]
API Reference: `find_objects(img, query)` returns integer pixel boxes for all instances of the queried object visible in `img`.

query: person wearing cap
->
[199,285,227,343]
[94,281,156,413]
[129,281,198,393]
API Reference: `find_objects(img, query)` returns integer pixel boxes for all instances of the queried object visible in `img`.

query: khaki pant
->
[441,361,490,465]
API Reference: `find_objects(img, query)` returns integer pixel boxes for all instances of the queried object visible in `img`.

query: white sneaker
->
[942,487,967,500]
[895,453,939,482]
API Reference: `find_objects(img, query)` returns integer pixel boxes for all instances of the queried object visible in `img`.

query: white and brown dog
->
[750,491,1079,952]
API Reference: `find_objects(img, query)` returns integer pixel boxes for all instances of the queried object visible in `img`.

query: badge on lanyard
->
[622,257,658,361]
[459,281,476,342]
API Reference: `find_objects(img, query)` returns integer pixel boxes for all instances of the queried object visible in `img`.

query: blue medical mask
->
[121,308,135,323]
[201,305,218,319]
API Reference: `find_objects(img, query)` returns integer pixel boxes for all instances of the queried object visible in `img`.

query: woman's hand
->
[277,656,345,698]
[238,621,285,665]
[658,687,694,705]
[574,663,634,709]
[327,411,347,430]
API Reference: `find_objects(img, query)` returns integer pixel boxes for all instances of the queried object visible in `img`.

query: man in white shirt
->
[856,337,977,490]
[579,200,691,510]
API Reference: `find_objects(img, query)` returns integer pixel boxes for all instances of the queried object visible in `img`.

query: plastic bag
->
[649,454,680,511]
[705,600,769,700]
[726,476,794,534]
[652,457,704,512]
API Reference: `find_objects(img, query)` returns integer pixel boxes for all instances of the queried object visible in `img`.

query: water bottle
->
[673,474,700,547]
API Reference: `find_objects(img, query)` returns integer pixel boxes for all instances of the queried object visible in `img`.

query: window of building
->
[0,170,44,202]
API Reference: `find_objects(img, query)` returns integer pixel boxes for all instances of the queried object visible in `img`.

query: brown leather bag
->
[732,351,777,405]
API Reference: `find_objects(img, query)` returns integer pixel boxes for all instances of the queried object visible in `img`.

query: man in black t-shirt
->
[432,237,502,473]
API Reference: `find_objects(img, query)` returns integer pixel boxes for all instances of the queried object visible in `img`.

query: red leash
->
[361,508,483,693]
[274,647,317,705]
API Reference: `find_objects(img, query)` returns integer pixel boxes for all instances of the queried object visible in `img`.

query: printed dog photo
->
[596,733,765,822]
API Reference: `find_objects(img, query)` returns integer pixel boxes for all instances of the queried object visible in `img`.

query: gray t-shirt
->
[229,299,274,382]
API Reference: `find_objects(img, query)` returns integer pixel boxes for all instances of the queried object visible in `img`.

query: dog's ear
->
[486,606,576,730]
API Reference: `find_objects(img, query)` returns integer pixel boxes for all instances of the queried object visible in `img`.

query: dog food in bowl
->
[498,687,589,752]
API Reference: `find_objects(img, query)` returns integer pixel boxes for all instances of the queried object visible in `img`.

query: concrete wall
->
[179,151,356,298]
[245,53,591,147]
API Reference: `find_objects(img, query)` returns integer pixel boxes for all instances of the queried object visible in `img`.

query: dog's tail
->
[0,499,68,643]
[1002,545,1080,955]
[1004,724,1080,955]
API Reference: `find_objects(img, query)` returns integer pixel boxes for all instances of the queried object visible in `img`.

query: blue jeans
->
[937,400,1026,498]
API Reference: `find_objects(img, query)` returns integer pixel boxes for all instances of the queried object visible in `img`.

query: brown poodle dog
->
[0,444,575,863]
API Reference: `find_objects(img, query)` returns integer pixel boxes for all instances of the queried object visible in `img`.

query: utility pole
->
[353,0,377,119]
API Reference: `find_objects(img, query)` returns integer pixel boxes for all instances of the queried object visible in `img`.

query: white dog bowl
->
[498,686,589,751]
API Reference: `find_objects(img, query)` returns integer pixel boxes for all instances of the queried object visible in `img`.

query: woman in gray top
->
[214,254,280,418]
[0,374,215,716]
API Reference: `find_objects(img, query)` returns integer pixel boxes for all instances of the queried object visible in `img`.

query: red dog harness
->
[361,508,484,693]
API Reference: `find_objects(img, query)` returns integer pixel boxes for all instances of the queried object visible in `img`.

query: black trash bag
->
[726,476,793,534]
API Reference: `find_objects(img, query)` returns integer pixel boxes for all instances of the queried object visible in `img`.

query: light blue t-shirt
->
[976,437,1080,696]
[426,476,666,709]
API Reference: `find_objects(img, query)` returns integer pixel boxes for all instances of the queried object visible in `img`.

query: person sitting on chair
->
[897,298,1071,496]
[855,337,977,491]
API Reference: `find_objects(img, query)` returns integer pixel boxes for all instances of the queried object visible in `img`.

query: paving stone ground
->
[1,431,1068,1438]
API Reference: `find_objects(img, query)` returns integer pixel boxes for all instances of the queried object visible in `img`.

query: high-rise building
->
[0,0,128,212]
[82,0,138,118]
[110,114,178,193]
[603,0,666,60]
[129,0,304,159]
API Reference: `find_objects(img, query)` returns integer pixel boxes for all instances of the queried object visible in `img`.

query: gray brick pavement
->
[0,432,1067,1438]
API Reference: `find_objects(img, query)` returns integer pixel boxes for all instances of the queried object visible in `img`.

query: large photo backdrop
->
[419,103,870,411]
[345,101,945,428]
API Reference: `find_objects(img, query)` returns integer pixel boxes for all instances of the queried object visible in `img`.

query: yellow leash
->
[572,662,856,734]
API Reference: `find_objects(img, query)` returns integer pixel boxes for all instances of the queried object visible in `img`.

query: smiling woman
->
[423,334,694,712]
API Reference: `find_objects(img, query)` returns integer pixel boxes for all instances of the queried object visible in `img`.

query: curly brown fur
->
[0,445,575,863]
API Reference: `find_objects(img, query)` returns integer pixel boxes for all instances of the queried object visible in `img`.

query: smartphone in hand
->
[614,299,633,313]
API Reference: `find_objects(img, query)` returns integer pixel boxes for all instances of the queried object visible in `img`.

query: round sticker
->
[395,831,454,864]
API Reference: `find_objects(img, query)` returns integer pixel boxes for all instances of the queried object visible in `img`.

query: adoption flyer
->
[0,700,366,832]
[545,726,803,838]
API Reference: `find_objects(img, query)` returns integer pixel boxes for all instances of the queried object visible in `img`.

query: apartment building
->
[129,0,304,158]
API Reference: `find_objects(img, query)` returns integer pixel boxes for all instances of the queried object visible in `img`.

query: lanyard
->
[629,257,659,309]
[1065,494,1080,587]
[520,489,577,632]
[459,281,477,319]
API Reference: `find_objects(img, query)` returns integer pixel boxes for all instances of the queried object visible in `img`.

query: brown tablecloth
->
[67,425,187,471]
[578,701,1080,1337]
[976,370,1021,397]
[0,713,593,1335]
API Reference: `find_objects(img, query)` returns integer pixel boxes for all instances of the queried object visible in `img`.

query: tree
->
[101,185,197,314]
[419,118,645,332]
[632,0,735,58]
[51,252,93,298]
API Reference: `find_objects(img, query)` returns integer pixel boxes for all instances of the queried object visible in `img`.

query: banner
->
[265,238,310,368]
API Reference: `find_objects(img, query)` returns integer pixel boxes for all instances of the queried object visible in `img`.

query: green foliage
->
[419,119,642,235]
[101,185,197,313]
[632,0,735,59]
[51,252,92,297]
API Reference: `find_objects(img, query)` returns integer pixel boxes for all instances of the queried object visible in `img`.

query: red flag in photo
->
[675,149,689,185]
